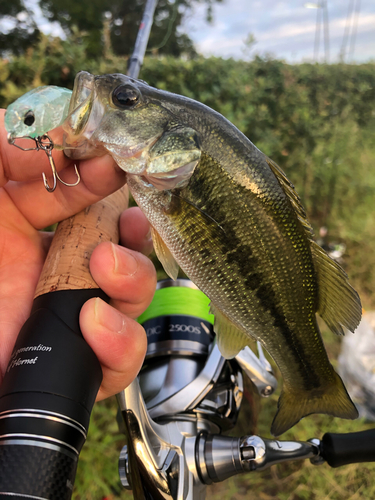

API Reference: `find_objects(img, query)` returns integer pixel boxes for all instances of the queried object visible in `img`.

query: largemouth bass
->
[63,71,361,436]
[5,86,72,140]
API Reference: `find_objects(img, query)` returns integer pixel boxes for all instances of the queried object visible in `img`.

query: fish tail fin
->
[271,372,358,436]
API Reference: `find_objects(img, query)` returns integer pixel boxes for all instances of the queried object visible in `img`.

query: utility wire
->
[340,0,355,62]
[314,4,322,62]
[322,0,330,63]
[348,0,361,62]
[312,1,329,64]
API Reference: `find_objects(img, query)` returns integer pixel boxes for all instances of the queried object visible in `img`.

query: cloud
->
[183,0,375,62]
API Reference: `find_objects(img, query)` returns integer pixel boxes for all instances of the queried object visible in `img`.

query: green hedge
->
[2,35,375,302]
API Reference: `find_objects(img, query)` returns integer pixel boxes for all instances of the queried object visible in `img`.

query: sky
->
[182,0,375,63]
[2,0,374,64]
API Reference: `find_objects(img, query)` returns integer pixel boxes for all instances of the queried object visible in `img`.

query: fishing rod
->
[0,3,276,497]
[128,0,158,79]
[2,1,375,498]
[0,1,157,498]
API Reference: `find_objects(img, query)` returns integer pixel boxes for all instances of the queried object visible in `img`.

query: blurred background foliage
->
[0,0,222,58]
[1,33,375,305]
[1,6,375,497]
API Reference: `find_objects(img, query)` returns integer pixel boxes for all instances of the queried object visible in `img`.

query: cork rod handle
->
[35,187,129,298]
[0,187,129,500]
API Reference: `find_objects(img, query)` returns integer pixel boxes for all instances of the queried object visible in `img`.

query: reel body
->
[116,279,278,499]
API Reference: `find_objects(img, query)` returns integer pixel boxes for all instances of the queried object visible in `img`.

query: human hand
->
[0,109,156,399]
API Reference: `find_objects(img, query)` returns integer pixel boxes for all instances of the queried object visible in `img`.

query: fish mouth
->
[63,71,102,159]
[63,71,157,163]
[70,71,95,112]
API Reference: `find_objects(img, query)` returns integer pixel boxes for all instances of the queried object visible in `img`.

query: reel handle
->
[321,429,375,468]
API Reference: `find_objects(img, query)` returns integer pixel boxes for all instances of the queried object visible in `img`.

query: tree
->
[0,0,222,58]
[109,0,197,58]
[0,0,40,55]
[41,0,222,58]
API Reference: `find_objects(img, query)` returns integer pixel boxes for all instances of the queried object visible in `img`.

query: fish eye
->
[24,111,35,127]
[112,85,140,109]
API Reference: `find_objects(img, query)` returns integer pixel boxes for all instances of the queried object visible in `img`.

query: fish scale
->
[184,153,313,319]
[130,154,327,384]
[63,71,361,435]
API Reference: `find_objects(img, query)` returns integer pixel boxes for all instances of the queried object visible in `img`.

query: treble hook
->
[42,150,57,192]
[8,133,81,193]
[41,146,81,193]
[37,135,81,192]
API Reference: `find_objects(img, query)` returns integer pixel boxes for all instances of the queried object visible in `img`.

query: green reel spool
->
[138,279,215,358]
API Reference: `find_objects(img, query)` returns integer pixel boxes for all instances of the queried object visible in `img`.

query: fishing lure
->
[5,85,79,192]
[5,86,72,140]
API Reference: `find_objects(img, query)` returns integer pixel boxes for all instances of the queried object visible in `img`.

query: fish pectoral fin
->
[150,226,179,280]
[311,241,362,335]
[210,303,249,359]
[271,371,358,436]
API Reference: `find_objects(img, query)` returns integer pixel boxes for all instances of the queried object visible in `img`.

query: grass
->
[73,323,375,499]
[206,323,375,500]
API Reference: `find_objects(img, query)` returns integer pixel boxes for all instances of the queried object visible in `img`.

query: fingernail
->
[111,243,138,276]
[94,297,126,334]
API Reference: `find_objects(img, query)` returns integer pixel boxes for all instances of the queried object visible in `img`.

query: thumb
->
[79,297,147,401]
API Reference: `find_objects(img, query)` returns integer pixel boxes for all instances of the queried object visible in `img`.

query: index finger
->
[0,110,127,229]
[0,109,71,185]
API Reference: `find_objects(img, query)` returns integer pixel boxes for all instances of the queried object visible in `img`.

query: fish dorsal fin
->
[266,157,314,237]
[210,303,249,359]
[311,240,362,335]
[266,157,362,335]
[150,226,179,280]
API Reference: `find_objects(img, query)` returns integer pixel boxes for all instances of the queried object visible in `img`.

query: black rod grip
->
[0,289,106,499]
[321,429,375,468]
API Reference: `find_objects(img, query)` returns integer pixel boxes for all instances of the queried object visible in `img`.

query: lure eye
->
[112,85,140,108]
[24,111,35,127]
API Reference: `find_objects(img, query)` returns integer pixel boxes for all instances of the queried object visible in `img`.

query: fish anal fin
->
[271,371,358,436]
[210,303,249,359]
[150,226,179,280]
[311,241,362,335]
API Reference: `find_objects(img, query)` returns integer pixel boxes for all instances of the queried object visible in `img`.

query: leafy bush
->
[3,35,375,500]
[2,36,375,304]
